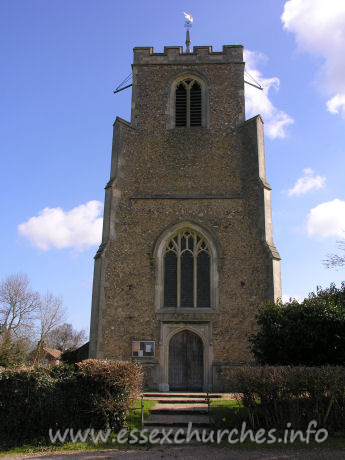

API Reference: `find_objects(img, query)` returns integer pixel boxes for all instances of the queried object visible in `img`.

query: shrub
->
[250,282,345,365]
[0,359,143,447]
[226,365,345,432]
[0,335,29,368]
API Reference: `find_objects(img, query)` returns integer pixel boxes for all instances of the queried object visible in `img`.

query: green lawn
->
[125,398,157,430]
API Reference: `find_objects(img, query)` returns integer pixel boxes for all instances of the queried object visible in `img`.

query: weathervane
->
[183,12,193,53]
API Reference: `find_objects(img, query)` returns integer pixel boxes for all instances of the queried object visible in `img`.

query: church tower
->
[89,44,281,391]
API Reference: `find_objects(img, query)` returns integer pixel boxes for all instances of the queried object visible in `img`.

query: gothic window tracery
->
[163,229,210,308]
[175,79,202,127]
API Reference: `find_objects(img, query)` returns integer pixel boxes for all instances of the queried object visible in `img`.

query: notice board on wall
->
[132,341,155,357]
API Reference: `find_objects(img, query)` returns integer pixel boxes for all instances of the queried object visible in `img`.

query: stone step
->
[150,403,208,415]
[145,426,212,435]
[146,426,211,433]
[151,398,209,404]
[144,426,212,444]
[143,392,221,399]
[145,414,210,427]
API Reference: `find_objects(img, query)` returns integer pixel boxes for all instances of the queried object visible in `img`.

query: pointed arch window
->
[175,79,202,127]
[163,229,210,308]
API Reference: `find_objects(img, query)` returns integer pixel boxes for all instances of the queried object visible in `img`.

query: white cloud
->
[306,199,345,238]
[288,168,326,196]
[282,0,345,117]
[18,200,103,251]
[282,294,304,303]
[244,50,294,138]
[326,93,345,118]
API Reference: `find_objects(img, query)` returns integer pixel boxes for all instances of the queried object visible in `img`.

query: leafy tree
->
[250,282,345,365]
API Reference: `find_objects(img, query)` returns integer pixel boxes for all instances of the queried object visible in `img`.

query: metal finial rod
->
[186,29,191,53]
[183,12,193,53]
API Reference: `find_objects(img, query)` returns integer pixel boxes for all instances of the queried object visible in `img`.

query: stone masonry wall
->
[89,46,281,388]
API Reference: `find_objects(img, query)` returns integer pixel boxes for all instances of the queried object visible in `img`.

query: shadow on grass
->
[210,398,345,449]
[211,399,248,430]
[125,399,157,430]
[3,398,345,455]
[0,399,157,457]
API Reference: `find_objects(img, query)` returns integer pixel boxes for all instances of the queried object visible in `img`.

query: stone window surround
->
[167,72,209,129]
[153,221,219,312]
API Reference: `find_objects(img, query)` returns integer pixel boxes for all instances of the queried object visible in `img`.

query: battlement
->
[133,45,243,65]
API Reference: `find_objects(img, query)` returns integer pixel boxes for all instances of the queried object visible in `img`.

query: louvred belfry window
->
[175,79,202,127]
[175,83,187,127]
[163,229,210,308]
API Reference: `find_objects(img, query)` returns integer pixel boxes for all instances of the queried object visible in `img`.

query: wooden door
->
[168,330,203,391]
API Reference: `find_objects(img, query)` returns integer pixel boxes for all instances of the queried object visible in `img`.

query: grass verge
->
[210,398,345,449]
[0,399,157,457]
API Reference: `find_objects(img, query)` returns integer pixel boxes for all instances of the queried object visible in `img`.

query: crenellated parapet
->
[133,45,243,65]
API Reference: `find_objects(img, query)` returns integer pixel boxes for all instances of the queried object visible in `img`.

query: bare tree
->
[0,273,40,338]
[323,240,345,269]
[34,292,66,363]
[47,323,87,351]
[0,274,40,366]
[0,274,71,366]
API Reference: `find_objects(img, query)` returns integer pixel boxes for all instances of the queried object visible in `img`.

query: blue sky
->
[1,0,345,334]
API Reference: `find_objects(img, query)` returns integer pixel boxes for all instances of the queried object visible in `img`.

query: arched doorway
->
[168,330,203,391]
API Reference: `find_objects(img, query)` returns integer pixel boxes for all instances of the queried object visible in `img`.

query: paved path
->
[3,445,345,459]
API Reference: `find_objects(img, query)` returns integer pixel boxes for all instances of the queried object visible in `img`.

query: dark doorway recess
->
[169,330,203,391]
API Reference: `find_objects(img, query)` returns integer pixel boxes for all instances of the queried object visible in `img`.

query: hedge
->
[0,359,143,447]
[250,283,345,365]
[225,366,345,433]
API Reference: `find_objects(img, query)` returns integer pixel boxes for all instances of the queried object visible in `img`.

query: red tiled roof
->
[43,347,62,359]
